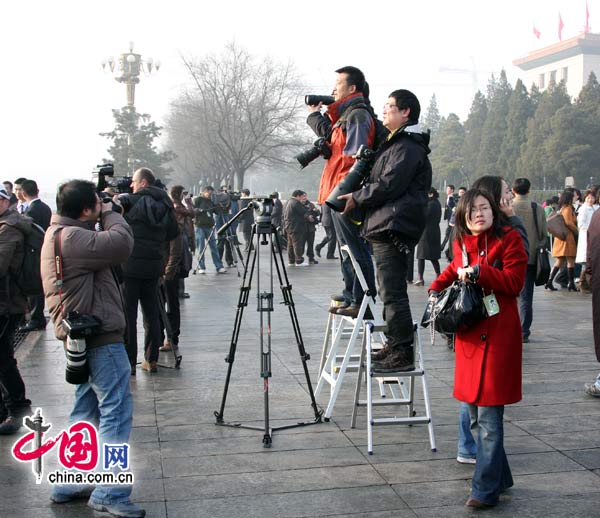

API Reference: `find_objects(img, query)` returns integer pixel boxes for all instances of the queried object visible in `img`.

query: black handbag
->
[531,203,551,286]
[421,244,488,334]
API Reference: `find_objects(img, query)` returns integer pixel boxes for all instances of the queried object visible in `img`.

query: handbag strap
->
[531,202,543,243]
[461,243,468,268]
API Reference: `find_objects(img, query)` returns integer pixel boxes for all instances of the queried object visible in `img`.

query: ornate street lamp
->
[101,42,160,172]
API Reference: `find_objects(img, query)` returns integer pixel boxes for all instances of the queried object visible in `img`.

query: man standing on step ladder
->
[338,90,432,372]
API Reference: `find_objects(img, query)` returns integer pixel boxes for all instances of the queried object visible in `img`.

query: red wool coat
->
[429,227,527,406]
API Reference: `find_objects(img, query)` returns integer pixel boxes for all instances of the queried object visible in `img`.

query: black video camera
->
[92,163,133,195]
[326,145,376,212]
[295,137,332,169]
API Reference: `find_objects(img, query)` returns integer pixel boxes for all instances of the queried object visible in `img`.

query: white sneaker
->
[584,382,600,397]
[456,455,476,464]
[296,261,309,267]
[217,267,228,274]
[197,269,206,274]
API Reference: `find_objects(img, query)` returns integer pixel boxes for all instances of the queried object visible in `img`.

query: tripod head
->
[217,196,274,236]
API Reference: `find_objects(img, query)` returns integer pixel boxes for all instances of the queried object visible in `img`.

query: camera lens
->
[65,338,89,385]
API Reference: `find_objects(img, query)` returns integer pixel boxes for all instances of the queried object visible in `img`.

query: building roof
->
[513,32,600,70]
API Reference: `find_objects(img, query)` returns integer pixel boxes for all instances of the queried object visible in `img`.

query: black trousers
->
[124,277,162,366]
[28,294,46,327]
[0,314,31,416]
[371,241,414,349]
[317,223,337,258]
[306,230,316,260]
[160,279,181,346]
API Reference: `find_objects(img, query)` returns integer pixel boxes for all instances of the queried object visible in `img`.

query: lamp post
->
[102,42,160,172]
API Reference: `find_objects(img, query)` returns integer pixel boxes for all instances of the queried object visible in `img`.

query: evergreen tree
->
[422,94,441,147]
[100,106,175,179]
[462,91,487,181]
[430,113,465,187]
[517,81,571,189]
[546,73,600,188]
[477,70,513,176]
[497,79,532,182]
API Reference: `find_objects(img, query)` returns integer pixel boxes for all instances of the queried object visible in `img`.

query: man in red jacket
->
[306,66,377,316]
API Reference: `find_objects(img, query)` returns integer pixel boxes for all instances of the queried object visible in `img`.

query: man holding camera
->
[306,66,377,317]
[118,168,179,374]
[41,180,145,517]
[339,90,432,372]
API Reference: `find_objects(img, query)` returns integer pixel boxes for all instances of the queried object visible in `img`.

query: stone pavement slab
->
[2,237,600,517]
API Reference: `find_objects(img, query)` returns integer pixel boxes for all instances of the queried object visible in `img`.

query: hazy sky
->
[0,0,595,195]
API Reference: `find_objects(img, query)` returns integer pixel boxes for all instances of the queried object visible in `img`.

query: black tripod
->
[214,199,323,447]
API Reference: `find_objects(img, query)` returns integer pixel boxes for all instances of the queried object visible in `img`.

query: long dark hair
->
[558,189,574,209]
[454,188,504,245]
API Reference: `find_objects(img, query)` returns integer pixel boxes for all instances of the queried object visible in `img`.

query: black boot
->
[372,346,414,373]
[567,267,580,292]
[545,267,559,291]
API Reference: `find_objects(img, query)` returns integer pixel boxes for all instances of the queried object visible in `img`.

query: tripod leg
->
[271,228,323,422]
[215,227,258,423]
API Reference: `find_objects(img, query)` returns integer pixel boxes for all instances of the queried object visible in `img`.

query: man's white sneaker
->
[217,267,228,274]
[295,261,309,267]
[197,269,206,274]
[456,455,477,464]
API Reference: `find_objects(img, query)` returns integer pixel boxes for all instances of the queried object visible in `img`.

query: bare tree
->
[165,42,306,190]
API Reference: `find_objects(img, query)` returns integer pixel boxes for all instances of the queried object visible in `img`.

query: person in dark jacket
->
[118,168,179,374]
[238,189,255,251]
[339,89,432,372]
[304,197,320,264]
[283,190,311,266]
[0,188,32,434]
[414,188,442,286]
[192,186,227,274]
[21,179,52,331]
[584,208,600,397]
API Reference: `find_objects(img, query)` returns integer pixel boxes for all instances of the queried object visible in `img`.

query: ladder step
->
[371,370,425,378]
[372,416,431,426]
[357,398,413,406]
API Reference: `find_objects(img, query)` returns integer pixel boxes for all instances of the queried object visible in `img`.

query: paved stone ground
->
[1,234,599,517]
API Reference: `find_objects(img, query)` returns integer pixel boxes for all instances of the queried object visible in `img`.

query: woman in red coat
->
[429,189,527,508]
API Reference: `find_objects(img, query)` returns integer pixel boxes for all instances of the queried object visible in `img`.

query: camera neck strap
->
[53,227,66,317]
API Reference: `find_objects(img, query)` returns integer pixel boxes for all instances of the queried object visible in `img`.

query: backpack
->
[12,221,45,296]
[340,101,390,152]
[177,233,193,279]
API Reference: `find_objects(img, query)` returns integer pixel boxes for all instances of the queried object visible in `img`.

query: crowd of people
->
[0,64,599,515]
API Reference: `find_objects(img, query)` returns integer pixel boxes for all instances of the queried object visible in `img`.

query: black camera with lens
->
[304,95,335,106]
[92,163,133,195]
[295,137,332,169]
[62,311,102,385]
[326,145,376,212]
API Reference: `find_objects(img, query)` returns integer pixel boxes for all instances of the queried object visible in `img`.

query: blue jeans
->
[331,210,376,306]
[52,343,134,505]
[467,404,513,505]
[518,264,536,338]
[195,226,223,270]
[458,401,476,459]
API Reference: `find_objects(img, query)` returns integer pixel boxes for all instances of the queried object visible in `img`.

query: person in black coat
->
[117,168,179,373]
[339,89,432,373]
[20,179,52,331]
[414,188,442,286]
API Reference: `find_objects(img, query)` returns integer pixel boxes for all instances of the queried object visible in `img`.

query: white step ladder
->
[351,320,436,455]
[315,245,386,420]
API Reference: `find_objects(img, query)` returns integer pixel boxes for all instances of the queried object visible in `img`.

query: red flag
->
[586,1,590,33]
[533,25,541,39]
[559,12,564,40]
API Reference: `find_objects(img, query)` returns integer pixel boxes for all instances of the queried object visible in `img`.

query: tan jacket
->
[40,212,133,348]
